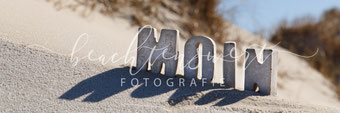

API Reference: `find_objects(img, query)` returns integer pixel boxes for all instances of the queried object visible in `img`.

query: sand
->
[0,0,340,112]
[0,38,338,112]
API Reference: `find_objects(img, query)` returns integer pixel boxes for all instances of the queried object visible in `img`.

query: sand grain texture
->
[0,39,338,112]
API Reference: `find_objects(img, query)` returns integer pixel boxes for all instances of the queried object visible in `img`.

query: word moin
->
[136,27,277,95]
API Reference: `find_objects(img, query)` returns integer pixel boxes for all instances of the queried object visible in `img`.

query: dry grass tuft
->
[178,0,229,44]
[48,0,230,44]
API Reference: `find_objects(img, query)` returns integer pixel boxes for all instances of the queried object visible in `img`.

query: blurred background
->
[220,0,340,98]
[48,0,340,100]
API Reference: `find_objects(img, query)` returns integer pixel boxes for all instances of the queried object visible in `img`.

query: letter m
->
[136,27,178,76]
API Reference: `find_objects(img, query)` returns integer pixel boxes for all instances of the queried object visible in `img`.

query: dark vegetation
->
[271,8,340,99]
[49,0,230,44]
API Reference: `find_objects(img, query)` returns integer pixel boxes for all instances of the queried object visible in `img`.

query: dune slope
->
[0,38,338,112]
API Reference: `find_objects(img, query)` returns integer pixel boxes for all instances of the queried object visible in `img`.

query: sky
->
[218,0,340,37]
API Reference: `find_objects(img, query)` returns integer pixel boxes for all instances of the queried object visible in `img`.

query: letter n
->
[244,49,277,95]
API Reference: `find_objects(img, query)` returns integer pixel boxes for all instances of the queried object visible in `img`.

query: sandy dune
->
[0,38,338,112]
[0,0,339,112]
